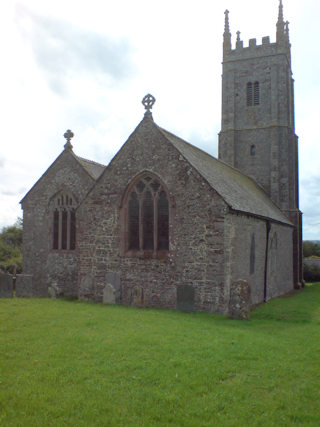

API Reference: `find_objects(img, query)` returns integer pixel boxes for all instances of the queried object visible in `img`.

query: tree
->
[303,241,320,258]
[0,218,23,274]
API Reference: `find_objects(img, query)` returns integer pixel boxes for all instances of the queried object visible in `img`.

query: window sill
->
[50,249,77,253]
[124,250,169,261]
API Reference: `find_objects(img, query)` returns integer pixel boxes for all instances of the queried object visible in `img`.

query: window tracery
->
[51,191,76,250]
[126,175,169,252]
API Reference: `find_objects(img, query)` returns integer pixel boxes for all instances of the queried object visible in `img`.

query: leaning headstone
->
[228,280,251,320]
[16,274,33,297]
[48,282,63,299]
[0,273,13,298]
[103,283,116,304]
[105,272,121,302]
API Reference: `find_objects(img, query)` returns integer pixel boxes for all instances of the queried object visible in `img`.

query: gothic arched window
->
[126,175,169,252]
[51,192,76,250]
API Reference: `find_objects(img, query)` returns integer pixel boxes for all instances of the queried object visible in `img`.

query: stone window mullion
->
[153,193,158,251]
[138,194,143,251]
[67,209,71,250]
[58,208,62,250]
[51,192,76,251]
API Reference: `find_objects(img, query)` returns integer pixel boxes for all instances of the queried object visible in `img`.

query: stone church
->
[20,1,302,314]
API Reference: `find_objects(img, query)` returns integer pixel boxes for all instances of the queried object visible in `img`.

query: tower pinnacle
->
[276,0,285,43]
[224,9,230,33]
[278,0,284,24]
[223,9,231,55]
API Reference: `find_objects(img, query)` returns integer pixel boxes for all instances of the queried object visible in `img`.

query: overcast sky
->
[1,0,319,240]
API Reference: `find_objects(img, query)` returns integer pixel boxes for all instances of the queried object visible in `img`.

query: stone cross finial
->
[142,94,156,111]
[236,30,241,41]
[64,129,74,150]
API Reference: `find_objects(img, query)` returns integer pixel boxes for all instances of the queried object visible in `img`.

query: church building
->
[20,2,302,314]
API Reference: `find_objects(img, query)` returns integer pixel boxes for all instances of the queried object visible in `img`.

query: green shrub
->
[0,218,22,274]
[303,261,320,282]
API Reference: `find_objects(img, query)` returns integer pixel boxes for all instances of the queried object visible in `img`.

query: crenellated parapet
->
[223,1,290,63]
[223,36,290,62]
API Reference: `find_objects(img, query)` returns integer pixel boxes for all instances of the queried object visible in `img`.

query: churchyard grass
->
[1,284,319,426]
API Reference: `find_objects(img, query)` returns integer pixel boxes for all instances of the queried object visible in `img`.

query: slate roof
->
[20,150,106,204]
[75,155,105,180]
[158,126,292,226]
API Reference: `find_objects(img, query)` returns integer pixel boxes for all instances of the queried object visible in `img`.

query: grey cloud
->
[0,187,26,197]
[0,157,5,168]
[16,6,135,94]
[1,190,18,196]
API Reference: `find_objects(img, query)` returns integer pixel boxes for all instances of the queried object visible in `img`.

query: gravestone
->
[177,285,195,312]
[131,286,144,307]
[48,282,63,299]
[16,274,33,297]
[0,273,13,298]
[103,283,116,304]
[105,272,121,302]
[79,275,93,300]
[228,280,251,320]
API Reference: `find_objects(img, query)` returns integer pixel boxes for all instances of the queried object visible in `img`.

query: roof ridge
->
[75,155,106,168]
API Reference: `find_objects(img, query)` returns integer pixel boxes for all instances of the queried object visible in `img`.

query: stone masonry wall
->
[21,150,96,296]
[219,28,301,287]
[77,117,229,314]
[224,212,293,306]
[266,222,293,300]
[224,213,267,306]
[219,52,297,211]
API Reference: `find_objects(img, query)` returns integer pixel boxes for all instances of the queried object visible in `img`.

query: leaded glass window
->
[127,176,169,252]
[51,191,76,251]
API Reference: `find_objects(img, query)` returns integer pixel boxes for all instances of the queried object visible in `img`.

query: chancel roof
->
[157,126,292,226]
[75,156,105,180]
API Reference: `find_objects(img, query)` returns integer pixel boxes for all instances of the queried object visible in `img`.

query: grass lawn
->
[1,285,320,426]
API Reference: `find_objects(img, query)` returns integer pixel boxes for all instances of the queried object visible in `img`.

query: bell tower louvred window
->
[246,81,260,106]
[254,81,260,105]
[127,175,169,252]
[246,82,253,106]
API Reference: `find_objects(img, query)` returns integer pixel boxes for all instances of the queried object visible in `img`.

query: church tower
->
[218,1,302,286]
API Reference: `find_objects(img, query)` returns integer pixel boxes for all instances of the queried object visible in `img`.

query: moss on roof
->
[158,127,292,225]
[75,156,105,180]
